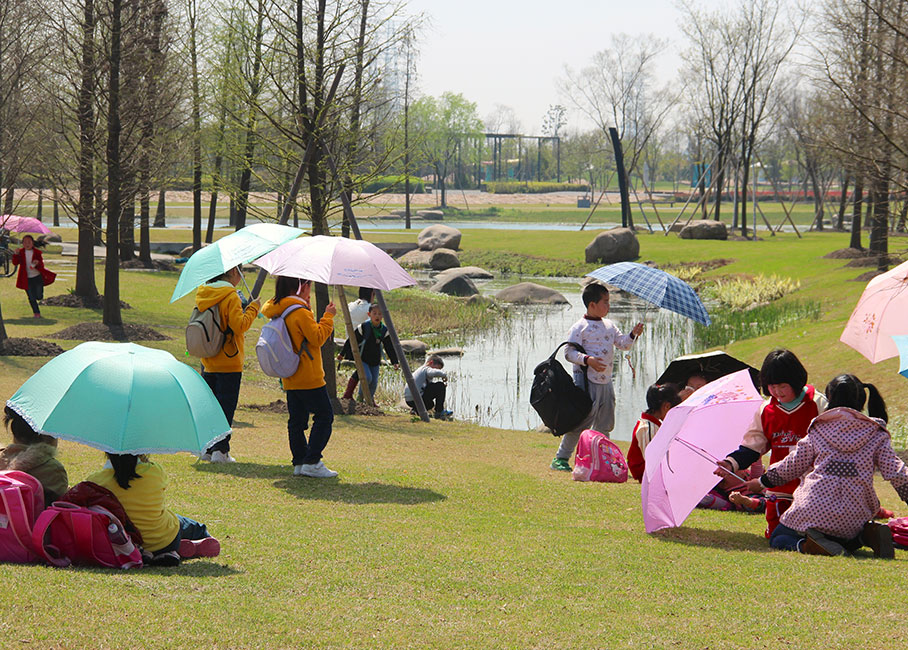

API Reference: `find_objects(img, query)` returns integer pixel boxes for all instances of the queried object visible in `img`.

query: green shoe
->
[550,457,571,472]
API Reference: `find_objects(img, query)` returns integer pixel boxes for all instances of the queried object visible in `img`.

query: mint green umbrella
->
[6,342,230,455]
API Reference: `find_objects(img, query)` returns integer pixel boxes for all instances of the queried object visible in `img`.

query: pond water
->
[410,275,697,441]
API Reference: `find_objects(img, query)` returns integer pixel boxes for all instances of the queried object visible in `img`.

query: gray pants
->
[556,381,615,460]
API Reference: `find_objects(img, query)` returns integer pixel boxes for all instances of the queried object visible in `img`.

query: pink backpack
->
[572,429,629,483]
[0,470,44,563]
[889,516,908,550]
[31,502,142,569]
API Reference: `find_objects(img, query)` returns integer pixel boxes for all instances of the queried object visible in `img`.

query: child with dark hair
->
[86,453,219,566]
[338,287,377,400]
[339,303,399,404]
[627,384,681,482]
[737,374,908,557]
[404,354,451,420]
[1,406,68,506]
[551,283,644,471]
[716,348,827,538]
[11,234,55,318]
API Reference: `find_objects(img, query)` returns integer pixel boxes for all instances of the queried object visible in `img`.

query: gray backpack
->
[256,304,313,378]
[185,304,228,358]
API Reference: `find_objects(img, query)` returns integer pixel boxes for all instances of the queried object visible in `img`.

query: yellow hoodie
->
[261,295,334,390]
[194,282,259,373]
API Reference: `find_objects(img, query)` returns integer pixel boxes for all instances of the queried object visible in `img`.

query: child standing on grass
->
[627,384,681,482]
[737,374,908,557]
[86,454,220,566]
[715,349,827,538]
[339,303,399,404]
[551,283,643,472]
[338,287,375,400]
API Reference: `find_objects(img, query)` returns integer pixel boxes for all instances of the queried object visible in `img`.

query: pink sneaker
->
[179,537,221,559]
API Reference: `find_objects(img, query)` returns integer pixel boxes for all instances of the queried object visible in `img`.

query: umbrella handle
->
[241,275,255,301]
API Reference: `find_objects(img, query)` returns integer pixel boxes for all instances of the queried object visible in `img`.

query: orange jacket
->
[261,295,334,390]
[194,283,259,373]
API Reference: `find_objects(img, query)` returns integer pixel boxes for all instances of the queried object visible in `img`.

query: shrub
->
[484,181,589,194]
[705,274,800,310]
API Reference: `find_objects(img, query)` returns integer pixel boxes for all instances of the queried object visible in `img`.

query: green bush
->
[361,175,425,194]
[484,181,590,194]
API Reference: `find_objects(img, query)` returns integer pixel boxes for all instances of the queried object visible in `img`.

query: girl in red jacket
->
[627,383,681,482]
[11,235,55,318]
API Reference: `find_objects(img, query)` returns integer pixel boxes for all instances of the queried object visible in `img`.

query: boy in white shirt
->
[551,283,643,471]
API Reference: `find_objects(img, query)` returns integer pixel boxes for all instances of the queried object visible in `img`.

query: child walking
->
[716,349,827,537]
[551,283,643,471]
[627,384,681,482]
[738,374,908,557]
[1,406,68,506]
[339,303,399,403]
[86,454,220,566]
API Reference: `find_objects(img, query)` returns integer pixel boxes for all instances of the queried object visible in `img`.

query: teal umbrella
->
[6,342,230,455]
[170,222,304,302]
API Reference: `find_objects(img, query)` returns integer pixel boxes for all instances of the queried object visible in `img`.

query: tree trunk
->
[119,190,135,262]
[36,189,43,220]
[850,174,863,249]
[103,0,123,327]
[189,0,202,251]
[76,0,99,298]
[139,185,151,265]
[836,173,850,231]
[153,189,166,227]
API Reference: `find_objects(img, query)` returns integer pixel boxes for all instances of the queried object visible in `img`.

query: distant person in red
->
[627,384,681,482]
[12,235,55,318]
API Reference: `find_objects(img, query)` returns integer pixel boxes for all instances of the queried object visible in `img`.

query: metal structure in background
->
[482,133,561,184]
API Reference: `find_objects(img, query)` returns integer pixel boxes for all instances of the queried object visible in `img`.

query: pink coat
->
[762,407,908,539]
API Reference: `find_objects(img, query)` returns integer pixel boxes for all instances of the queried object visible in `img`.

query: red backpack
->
[0,470,44,563]
[889,516,908,550]
[31,502,143,569]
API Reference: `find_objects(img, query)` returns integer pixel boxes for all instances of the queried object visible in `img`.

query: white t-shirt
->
[25,249,40,278]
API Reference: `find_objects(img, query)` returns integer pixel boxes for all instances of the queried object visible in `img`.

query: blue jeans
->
[158,515,211,553]
[202,371,242,453]
[286,386,334,465]
[358,364,380,401]
[769,523,804,551]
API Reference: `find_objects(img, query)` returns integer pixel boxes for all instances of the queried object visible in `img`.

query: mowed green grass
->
[2,230,908,648]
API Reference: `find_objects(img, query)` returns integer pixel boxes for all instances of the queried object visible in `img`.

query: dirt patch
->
[52,322,169,341]
[0,337,64,357]
[246,399,289,414]
[844,254,903,268]
[665,258,735,273]
[852,270,886,282]
[42,294,132,310]
[824,247,870,259]
[121,259,179,272]
[244,398,385,416]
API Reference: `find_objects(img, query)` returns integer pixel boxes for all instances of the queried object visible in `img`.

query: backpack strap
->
[30,508,72,568]
[549,341,590,393]
[279,303,314,361]
[0,486,38,558]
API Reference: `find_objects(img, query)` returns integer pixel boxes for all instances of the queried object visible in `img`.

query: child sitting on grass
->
[627,384,681,482]
[737,374,908,557]
[1,406,68,506]
[87,453,220,566]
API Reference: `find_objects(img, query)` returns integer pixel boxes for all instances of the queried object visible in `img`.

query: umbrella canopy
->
[6,342,230,455]
[840,260,908,363]
[170,222,304,302]
[586,262,711,326]
[894,335,908,379]
[641,369,763,533]
[252,235,417,291]
[0,214,52,234]
[656,350,759,388]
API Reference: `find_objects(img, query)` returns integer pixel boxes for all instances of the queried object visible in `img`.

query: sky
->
[402,0,733,134]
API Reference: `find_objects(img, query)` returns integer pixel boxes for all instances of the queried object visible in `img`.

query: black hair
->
[206,265,239,285]
[646,384,681,414]
[581,283,609,308]
[357,286,373,301]
[3,405,50,446]
[759,348,808,397]
[368,303,381,313]
[825,374,888,422]
[21,235,47,249]
[273,275,309,303]
[427,354,444,368]
[106,453,142,490]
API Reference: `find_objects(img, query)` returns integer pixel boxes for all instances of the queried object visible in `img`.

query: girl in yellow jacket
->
[194,265,260,463]
[261,276,338,478]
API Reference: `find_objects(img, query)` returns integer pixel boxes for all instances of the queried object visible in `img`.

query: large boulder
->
[399,339,428,355]
[494,282,568,304]
[435,266,493,283]
[429,248,460,271]
[180,242,209,258]
[584,227,639,264]
[418,224,462,251]
[679,219,727,240]
[38,233,62,243]
[430,274,479,297]
[397,248,433,268]
[416,209,444,220]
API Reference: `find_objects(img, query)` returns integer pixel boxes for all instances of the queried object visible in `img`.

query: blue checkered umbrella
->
[586,262,711,326]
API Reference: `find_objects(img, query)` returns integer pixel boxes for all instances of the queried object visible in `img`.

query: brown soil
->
[853,270,886,282]
[244,398,385,416]
[844,254,903,268]
[42,294,132,310]
[824,247,871,259]
[121,259,179,272]
[52,322,169,341]
[246,399,289,414]
[0,337,64,356]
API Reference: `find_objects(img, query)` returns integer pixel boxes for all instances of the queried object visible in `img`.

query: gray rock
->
[418,224,462,251]
[38,233,62,243]
[430,274,479,297]
[495,282,568,304]
[585,227,639,264]
[427,347,464,357]
[429,248,460,271]
[397,248,433,268]
[679,219,727,240]
[180,243,209,258]
[416,209,444,220]
[399,339,428,355]
[435,266,493,281]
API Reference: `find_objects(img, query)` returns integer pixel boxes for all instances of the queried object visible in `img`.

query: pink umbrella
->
[840,260,908,363]
[0,214,52,235]
[252,235,416,291]
[641,369,763,533]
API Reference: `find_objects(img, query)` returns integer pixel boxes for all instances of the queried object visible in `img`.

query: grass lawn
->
[1,229,908,648]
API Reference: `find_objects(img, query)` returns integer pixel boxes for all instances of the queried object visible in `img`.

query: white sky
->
[403,0,739,134]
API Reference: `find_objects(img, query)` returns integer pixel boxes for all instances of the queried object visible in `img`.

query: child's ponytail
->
[825,373,888,422]
[863,382,888,422]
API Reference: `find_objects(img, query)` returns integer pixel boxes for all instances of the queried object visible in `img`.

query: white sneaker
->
[198,452,212,462]
[210,451,236,463]
[293,465,303,475]
[296,461,338,478]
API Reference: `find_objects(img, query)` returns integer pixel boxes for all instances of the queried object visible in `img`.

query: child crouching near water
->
[738,374,908,557]
[627,384,681,482]
[86,454,220,566]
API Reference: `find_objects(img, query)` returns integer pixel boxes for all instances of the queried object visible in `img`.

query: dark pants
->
[407,381,446,414]
[202,371,242,453]
[287,386,334,465]
[158,515,211,554]
[770,522,862,553]
[26,274,43,314]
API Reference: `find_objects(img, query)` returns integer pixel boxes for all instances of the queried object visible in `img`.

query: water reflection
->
[428,276,696,440]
